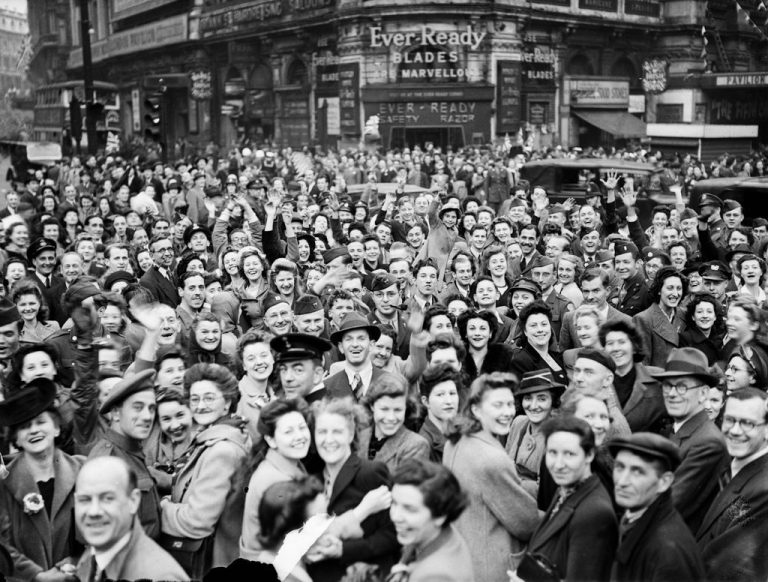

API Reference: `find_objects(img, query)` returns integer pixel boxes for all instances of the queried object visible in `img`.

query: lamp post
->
[79,0,97,154]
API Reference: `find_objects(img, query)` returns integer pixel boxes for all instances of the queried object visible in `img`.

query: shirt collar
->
[732,445,768,477]
[344,361,373,395]
[93,531,131,572]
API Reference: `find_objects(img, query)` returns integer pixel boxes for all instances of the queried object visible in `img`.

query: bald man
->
[74,457,187,581]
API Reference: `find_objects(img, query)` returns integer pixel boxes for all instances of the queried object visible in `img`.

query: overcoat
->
[399,525,475,582]
[621,364,669,434]
[558,305,630,351]
[443,431,539,582]
[356,424,429,473]
[633,303,684,368]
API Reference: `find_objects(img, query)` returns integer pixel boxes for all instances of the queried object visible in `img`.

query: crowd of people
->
[0,141,766,582]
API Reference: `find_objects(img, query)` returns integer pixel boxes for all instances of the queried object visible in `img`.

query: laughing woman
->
[0,379,84,582]
[235,330,276,443]
[185,312,234,368]
[635,266,687,368]
[443,373,539,582]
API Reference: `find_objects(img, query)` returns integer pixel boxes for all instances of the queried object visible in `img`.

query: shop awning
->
[573,109,647,138]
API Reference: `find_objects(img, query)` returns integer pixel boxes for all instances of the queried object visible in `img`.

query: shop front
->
[702,72,768,142]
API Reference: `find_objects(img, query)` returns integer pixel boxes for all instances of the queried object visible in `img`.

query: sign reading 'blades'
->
[369,26,487,51]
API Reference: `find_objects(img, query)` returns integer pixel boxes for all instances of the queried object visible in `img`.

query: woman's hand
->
[33,568,77,582]
[358,485,392,516]
[305,534,343,562]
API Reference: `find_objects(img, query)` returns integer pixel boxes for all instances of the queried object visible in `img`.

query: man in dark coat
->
[324,312,384,401]
[652,347,729,533]
[140,235,179,308]
[609,433,705,582]
[26,237,67,325]
[270,333,333,405]
[610,241,650,317]
[697,388,768,582]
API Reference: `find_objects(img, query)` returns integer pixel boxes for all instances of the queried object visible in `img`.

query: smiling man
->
[610,241,650,317]
[510,224,540,278]
[325,312,383,400]
[28,237,67,325]
[270,332,332,404]
[176,271,207,338]
[261,294,293,337]
[89,369,161,539]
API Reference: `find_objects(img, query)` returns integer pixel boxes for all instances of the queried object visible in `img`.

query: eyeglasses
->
[661,382,704,395]
[722,416,766,432]
[189,393,222,408]
[154,247,174,254]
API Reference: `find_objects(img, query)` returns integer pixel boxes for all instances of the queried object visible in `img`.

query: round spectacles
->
[189,394,222,408]
[722,416,766,433]
[661,382,704,396]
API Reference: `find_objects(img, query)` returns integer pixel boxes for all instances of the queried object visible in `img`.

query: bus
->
[32,80,120,153]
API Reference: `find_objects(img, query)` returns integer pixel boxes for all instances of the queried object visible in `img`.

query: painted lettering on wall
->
[369,25,487,51]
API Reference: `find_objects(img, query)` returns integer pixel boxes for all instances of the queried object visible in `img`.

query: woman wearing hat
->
[443,373,539,582]
[0,378,85,581]
[160,363,251,578]
[634,266,687,368]
[506,369,565,496]
[507,277,543,344]
[510,301,568,385]
[12,282,60,343]
[724,346,768,393]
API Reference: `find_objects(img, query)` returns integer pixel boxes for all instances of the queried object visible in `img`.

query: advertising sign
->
[497,60,522,133]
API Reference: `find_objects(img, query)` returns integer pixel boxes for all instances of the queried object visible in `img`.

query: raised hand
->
[407,305,425,333]
[358,485,392,516]
[265,190,281,217]
[600,169,621,190]
[618,186,637,207]
[562,197,576,211]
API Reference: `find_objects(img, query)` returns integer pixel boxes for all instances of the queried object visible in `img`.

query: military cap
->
[167,178,180,191]
[722,200,742,212]
[548,204,567,216]
[103,270,135,291]
[594,249,615,263]
[0,378,56,427]
[262,293,290,315]
[271,333,332,364]
[294,294,324,315]
[608,432,682,471]
[508,198,526,208]
[0,297,21,327]
[613,241,640,259]
[679,208,698,221]
[183,224,211,246]
[64,279,102,306]
[698,193,723,209]
[27,238,57,263]
[530,256,555,270]
[585,182,603,198]
[642,247,670,263]
[100,369,156,414]
[725,244,753,263]
[338,202,352,214]
[698,261,731,281]
[370,272,398,293]
[322,247,349,265]
[509,278,542,296]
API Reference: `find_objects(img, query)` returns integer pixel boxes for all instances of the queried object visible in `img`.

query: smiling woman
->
[634,266,687,368]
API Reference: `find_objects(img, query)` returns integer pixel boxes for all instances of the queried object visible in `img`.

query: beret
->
[100,369,156,413]
[576,347,616,373]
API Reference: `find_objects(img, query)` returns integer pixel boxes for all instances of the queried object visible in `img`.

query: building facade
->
[0,6,31,99]
[18,0,764,151]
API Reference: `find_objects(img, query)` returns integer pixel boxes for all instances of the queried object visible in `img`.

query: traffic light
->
[144,94,163,142]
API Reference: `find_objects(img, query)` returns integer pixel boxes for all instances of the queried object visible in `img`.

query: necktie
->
[618,514,633,542]
[351,373,363,399]
[45,276,51,289]
[88,554,99,582]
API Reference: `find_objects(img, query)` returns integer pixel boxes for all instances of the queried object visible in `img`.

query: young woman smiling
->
[12,282,60,343]
[634,266,687,368]
[235,330,276,443]
[679,293,727,365]
[510,301,568,385]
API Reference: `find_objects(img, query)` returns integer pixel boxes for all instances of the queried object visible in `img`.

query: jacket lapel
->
[624,364,655,416]
[6,455,53,562]
[529,476,599,550]
[649,304,679,345]
[670,410,709,446]
[50,450,79,521]
[329,455,361,509]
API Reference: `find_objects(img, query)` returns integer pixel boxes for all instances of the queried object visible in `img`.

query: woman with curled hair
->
[271,259,301,309]
[634,266,687,368]
[306,397,399,582]
[12,282,59,343]
[456,309,498,377]
[160,363,251,578]
[724,294,768,359]
[679,293,727,365]
[562,303,604,377]
[235,330,277,443]
[481,246,515,306]
[389,459,473,582]
[419,364,462,463]
[554,254,584,308]
[185,311,233,368]
[358,372,429,472]
[443,373,539,582]
[211,247,271,336]
[510,301,568,385]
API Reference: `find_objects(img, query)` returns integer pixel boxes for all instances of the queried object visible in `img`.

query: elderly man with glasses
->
[650,347,728,533]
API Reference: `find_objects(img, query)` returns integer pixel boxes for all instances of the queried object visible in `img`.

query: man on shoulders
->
[697,388,768,581]
[74,456,187,581]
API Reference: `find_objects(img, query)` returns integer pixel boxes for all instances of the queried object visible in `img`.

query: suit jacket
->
[323,366,385,401]
[356,425,430,473]
[508,250,541,279]
[634,303,684,368]
[28,272,67,325]
[620,363,669,434]
[559,305,631,351]
[140,265,180,308]
[443,431,539,582]
[402,525,475,582]
[541,289,574,342]
[306,455,399,582]
[0,450,84,581]
[369,311,411,360]
[612,491,705,582]
[669,410,729,533]
[528,475,617,582]
[696,452,768,582]
[76,518,187,582]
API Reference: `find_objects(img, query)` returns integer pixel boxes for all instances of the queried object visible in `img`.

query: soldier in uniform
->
[610,241,650,317]
[529,256,574,341]
[696,193,727,249]
[270,333,332,405]
[88,369,161,539]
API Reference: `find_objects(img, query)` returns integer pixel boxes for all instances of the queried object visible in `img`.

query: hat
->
[509,278,541,296]
[508,198,526,208]
[63,280,102,306]
[330,312,381,344]
[0,378,57,427]
[167,178,180,191]
[585,182,602,198]
[642,247,669,263]
[370,272,398,292]
[726,244,753,263]
[679,208,698,221]
[294,294,324,315]
[271,333,332,364]
[722,200,742,212]
[549,204,567,216]
[322,247,349,265]
[184,224,212,246]
[530,256,555,270]
[98,368,123,382]
[576,347,616,373]
[338,202,352,214]
[226,174,238,185]
[613,241,639,259]
[262,293,290,315]
[608,433,682,471]
[438,205,461,219]
[698,193,723,209]
[594,249,615,263]
[103,270,135,290]
[698,261,731,281]
[100,369,157,414]
[0,297,21,327]
[515,369,566,397]
[753,217,768,228]
[26,237,57,263]
[649,347,719,386]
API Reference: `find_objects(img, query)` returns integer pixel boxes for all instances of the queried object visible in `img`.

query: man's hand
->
[264,190,281,218]
[618,186,637,208]
[600,169,621,191]
[562,197,576,212]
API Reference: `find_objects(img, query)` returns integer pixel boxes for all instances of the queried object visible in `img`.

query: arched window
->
[397,46,461,83]
[610,56,639,89]
[250,63,273,90]
[566,54,594,76]
[286,59,307,86]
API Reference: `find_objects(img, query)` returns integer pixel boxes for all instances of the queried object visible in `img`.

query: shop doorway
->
[390,126,465,150]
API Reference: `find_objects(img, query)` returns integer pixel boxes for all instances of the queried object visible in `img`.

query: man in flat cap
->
[271,333,332,405]
[697,388,768,581]
[609,433,705,581]
[89,369,161,539]
[27,237,67,325]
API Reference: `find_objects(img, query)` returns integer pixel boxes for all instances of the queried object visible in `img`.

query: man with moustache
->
[89,369,162,539]
[650,348,728,533]
[608,433,705,581]
[270,333,332,404]
[696,388,768,581]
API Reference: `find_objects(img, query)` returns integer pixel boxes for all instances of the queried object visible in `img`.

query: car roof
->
[691,176,768,191]
[521,159,657,173]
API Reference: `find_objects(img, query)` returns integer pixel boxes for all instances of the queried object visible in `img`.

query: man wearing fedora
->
[697,388,768,581]
[609,433,705,581]
[89,369,161,540]
[650,347,728,533]
[325,312,383,401]
[270,332,332,405]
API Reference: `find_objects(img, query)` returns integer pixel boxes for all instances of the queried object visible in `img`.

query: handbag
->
[159,533,214,581]
[516,551,560,582]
